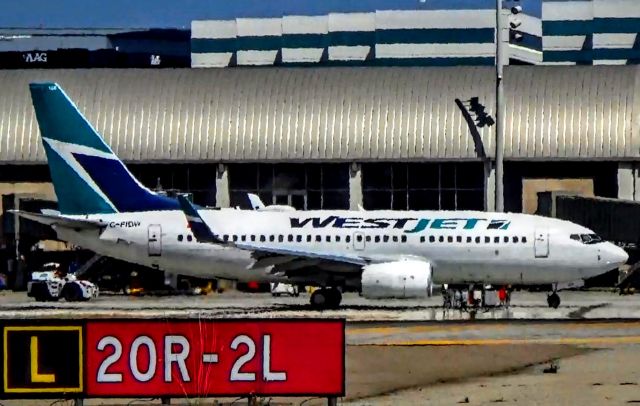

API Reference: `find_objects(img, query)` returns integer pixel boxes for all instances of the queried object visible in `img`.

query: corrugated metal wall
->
[504,66,640,159]
[0,66,638,163]
[0,67,495,163]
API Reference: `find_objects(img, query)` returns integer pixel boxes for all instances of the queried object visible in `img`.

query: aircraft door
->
[534,229,549,258]
[353,231,366,251]
[148,224,162,257]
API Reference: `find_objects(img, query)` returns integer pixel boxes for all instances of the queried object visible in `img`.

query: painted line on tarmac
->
[360,336,640,346]
[347,321,640,336]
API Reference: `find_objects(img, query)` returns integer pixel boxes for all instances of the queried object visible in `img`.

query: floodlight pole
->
[495,0,505,212]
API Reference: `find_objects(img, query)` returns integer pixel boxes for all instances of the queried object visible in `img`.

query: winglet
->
[247,193,265,210]
[177,195,222,244]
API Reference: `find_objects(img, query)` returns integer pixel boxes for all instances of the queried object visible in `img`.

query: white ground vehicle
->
[270,282,300,297]
[27,263,99,302]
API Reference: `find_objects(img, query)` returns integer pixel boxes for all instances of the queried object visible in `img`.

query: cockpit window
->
[581,234,603,244]
[571,233,603,244]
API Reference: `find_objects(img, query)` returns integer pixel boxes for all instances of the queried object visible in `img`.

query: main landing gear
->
[547,284,561,309]
[310,287,342,310]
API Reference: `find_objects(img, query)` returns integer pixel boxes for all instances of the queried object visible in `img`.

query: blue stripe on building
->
[593,48,640,60]
[543,20,593,36]
[376,28,494,45]
[191,38,236,53]
[544,18,640,36]
[283,34,329,49]
[593,18,640,34]
[329,32,375,47]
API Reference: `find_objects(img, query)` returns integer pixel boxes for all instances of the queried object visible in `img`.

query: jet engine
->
[361,259,433,299]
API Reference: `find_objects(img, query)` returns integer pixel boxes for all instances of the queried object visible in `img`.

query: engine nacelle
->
[361,259,433,299]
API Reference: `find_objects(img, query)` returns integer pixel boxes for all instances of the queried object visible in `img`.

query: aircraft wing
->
[8,210,105,230]
[177,195,368,269]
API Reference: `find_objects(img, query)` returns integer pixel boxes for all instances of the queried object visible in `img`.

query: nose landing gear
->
[547,284,561,309]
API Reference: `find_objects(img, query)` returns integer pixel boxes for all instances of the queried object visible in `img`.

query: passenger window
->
[392,236,398,242]
[366,236,371,242]
[447,236,453,243]
[278,235,283,242]
[456,236,462,243]
[383,235,390,243]
[187,235,193,242]
[307,235,312,242]
[429,236,435,243]
[466,236,472,243]
[346,235,351,243]
[241,235,246,242]
[326,236,331,242]
[296,235,302,242]
[494,236,500,243]
[420,236,425,243]
[522,237,527,243]
[475,236,481,243]
[269,235,275,242]
[177,235,183,242]
[260,235,266,242]
[336,236,341,242]
[223,235,229,242]
[288,235,294,242]
[401,236,407,243]
[357,235,363,242]
[513,236,519,243]
[504,236,509,243]
[316,235,321,242]
[438,236,444,243]
[251,235,256,242]
[232,235,238,242]
[484,236,490,243]
[375,236,381,243]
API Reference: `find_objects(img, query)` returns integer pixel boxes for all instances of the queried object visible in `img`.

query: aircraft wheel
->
[326,288,342,309]
[547,292,561,309]
[310,289,328,309]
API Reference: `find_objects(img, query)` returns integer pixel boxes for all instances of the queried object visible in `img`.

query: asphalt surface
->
[1,289,639,322]
[1,290,640,346]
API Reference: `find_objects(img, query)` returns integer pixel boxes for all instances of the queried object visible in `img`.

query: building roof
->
[0,66,638,163]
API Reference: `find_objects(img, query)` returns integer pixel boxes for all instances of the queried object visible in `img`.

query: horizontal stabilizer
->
[8,210,105,230]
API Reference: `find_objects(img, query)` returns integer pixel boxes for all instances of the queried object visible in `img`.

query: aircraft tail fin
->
[247,193,266,210]
[29,82,178,215]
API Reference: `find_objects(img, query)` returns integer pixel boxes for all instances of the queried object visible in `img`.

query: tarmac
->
[2,290,640,405]
[0,289,638,321]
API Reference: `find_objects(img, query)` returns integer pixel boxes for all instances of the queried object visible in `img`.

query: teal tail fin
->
[30,82,178,214]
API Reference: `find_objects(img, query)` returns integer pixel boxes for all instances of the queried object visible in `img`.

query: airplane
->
[12,82,628,310]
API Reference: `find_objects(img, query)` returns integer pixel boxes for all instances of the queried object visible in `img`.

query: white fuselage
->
[57,209,621,284]
[54,209,625,285]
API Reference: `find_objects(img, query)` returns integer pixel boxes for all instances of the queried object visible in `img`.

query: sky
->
[0,0,542,30]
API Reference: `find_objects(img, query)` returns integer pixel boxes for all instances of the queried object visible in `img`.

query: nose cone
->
[605,243,628,267]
